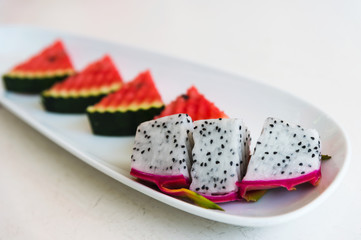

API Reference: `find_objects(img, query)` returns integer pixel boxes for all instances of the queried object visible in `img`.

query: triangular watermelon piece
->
[41,55,123,113]
[155,86,228,120]
[2,40,75,93]
[87,70,164,136]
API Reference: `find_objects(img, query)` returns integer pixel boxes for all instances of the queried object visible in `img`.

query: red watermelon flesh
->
[44,55,123,97]
[155,86,228,120]
[89,70,163,112]
[10,40,74,75]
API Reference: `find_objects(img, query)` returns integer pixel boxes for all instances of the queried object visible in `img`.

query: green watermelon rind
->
[87,106,164,136]
[2,74,72,94]
[41,94,110,113]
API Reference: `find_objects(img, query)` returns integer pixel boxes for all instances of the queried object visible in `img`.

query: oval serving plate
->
[0,25,350,227]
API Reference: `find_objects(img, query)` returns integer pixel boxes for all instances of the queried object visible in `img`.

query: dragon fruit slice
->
[130,113,193,182]
[189,118,251,203]
[238,117,322,198]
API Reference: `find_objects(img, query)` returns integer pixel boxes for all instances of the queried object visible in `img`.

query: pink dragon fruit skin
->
[238,117,322,198]
[130,168,190,190]
[189,118,251,203]
[130,114,193,189]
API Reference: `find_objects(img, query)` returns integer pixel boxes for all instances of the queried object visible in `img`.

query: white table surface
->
[0,0,360,239]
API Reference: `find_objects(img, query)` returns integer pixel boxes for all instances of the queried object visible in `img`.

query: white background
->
[0,0,360,239]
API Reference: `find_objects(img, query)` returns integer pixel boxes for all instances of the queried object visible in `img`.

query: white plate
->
[0,25,351,227]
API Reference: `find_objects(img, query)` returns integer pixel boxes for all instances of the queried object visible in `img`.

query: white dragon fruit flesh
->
[237,117,322,198]
[130,114,193,189]
[189,118,251,202]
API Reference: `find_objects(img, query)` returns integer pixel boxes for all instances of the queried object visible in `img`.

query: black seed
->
[311,137,315,140]
[206,152,211,156]
[269,124,274,127]
[301,171,305,174]
[221,144,225,149]
[210,139,213,144]
[257,141,261,144]
[298,141,302,146]
[299,163,303,166]
[218,152,222,156]
[224,170,227,174]
[277,163,281,166]
[148,148,151,152]
[196,188,200,191]
[281,171,285,174]
[296,149,300,152]
[312,154,315,158]
[265,152,269,155]
[273,151,278,155]
[141,150,145,154]
[230,161,233,166]
[282,159,286,163]
[216,161,220,164]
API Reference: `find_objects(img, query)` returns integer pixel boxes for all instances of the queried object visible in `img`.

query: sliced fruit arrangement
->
[2,40,331,210]
[237,117,323,198]
[87,70,164,136]
[155,86,228,120]
[42,55,123,113]
[2,40,75,93]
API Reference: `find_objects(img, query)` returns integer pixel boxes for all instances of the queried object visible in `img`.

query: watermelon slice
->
[41,55,123,113]
[87,70,165,136]
[155,86,228,120]
[2,40,75,93]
